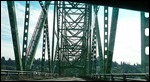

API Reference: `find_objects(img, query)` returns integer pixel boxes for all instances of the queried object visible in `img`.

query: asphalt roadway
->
[36,77,87,81]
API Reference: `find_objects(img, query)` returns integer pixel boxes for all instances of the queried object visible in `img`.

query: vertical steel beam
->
[106,8,119,73]
[51,1,57,73]
[82,4,88,74]
[45,20,51,73]
[87,5,92,74]
[54,42,59,73]
[141,12,149,73]
[93,5,104,73]
[87,4,92,74]
[39,1,51,73]
[91,27,97,74]
[104,6,108,74]
[7,1,22,71]
[81,35,87,74]
[88,33,92,74]
[22,1,30,71]
[41,20,47,72]
[57,1,61,75]
[41,18,51,72]
[94,55,96,73]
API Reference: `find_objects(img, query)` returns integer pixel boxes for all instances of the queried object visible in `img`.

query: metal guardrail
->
[87,73,149,81]
[1,70,149,81]
[1,70,59,81]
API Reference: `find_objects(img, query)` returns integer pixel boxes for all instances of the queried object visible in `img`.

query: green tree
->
[1,56,5,65]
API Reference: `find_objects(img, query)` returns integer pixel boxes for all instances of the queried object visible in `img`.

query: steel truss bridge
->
[1,1,149,81]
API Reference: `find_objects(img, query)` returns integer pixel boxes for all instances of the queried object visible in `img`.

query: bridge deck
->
[36,77,87,81]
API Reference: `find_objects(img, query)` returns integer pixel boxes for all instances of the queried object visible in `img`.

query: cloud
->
[1,1,12,43]
[109,9,141,65]
[1,40,14,60]
[1,1,144,65]
[95,7,141,65]
[112,9,141,64]
[1,1,54,60]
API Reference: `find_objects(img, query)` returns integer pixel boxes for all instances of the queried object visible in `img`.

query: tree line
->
[1,56,142,73]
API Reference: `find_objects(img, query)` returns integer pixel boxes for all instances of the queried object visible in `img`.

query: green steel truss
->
[25,1,51,70]
[7,1,148,77]
[92,6,119,74]
[7,1,119,74]
[54,1,92,76]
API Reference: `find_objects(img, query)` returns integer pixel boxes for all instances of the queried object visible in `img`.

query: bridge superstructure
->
[3,1,149,81]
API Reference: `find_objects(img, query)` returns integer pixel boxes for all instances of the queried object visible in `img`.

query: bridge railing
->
[1,70,149,81]
[87,73,149,81]
[1,70,59,81]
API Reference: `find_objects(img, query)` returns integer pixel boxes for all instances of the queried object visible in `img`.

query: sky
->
[1,1,149,65]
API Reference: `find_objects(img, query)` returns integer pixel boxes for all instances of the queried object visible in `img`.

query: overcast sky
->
[1,1,149,65]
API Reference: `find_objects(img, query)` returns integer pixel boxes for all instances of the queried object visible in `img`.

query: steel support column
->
[141,12,149,73]
[57,1,61,75]
[41,18,51,72]
[51,1,57,73]
[45,20,51,73]
[7,1,22,71]
[39,1,51,73]
[106,8,119,73]
[104,6,108,74]
[91,27,96,74]
[93,5,104,73]
[87,5,92,74]
[41,19,47,72]
[22,1,30,71]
